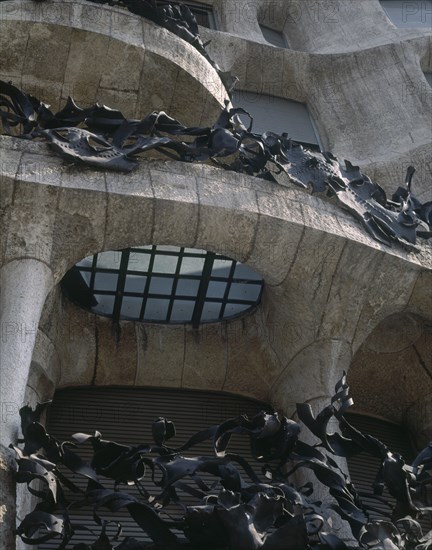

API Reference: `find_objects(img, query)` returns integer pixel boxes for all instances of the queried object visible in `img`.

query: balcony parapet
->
[0,0,228,124]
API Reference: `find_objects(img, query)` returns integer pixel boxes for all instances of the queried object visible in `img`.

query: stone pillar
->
[269,339,355,544]
[0,259,53,548]
[0,259,53,445]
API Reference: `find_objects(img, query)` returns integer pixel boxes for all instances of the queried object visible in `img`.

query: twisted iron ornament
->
[0,79,431,252]
[11,374,432,548]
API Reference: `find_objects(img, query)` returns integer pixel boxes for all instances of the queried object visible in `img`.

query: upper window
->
[232,91,321,148]
[158,1,217,29]
[259,24,288,48]
[380,0,432,28]
[61,246,263,327]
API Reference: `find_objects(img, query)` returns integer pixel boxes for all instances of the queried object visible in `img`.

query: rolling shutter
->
[38,387,272,548]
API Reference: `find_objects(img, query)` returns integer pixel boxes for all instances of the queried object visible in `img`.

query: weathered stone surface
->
[0,1,227,126]
[0,444,16,550]
[270,339,352,417]
[223,314,282,401]
[197,175,259,262]
[348,344,432,425]
[151,168,199,247]
[94,317,138,386]
[57,303,96,389]
[135,324,185,388]
[182,324,227,391]
[363,312,424,353]
[0,260,54,445]
[407,393,432,448]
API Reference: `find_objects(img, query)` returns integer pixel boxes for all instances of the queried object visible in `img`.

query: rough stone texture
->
[182,324,227,391]
[270,339,353,417]
[0,444,16,550]
[0,259,54,446]
[94,317,138,386]
[348,314,432,442]
[0,2,431,544]
[56,299,97,389]
[0,0,227,124]
[223,314,282,401]
[0,141,430,416]
[135,324,185,388]
[202,1,432,199]
[407,393,432,448]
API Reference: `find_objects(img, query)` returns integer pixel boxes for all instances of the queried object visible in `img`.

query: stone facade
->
[0,0,431,547]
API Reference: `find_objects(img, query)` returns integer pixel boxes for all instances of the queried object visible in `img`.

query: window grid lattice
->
[63,247,264,328]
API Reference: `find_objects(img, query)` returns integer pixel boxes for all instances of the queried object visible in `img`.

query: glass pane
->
[124,275,147,293]
[76,255,94,268]
[128,250,151,272]
[170,300,195,322]
[229,282,261,301]
[212,259,233,277]
[223,303,248,318]
[201,302,221,322]
[149,277,174,295]
[180,256,205,275]
[93,294,115,316]
[79,270,91,286]
[153,254,179,274]
[176,279,200,296]
[96,251,122,269]
[144,299,170,321]
[234,263,263,281]
[207,281,227,298]
[120,297,143,319]
[94,273,118,292]
[67,247,264,325]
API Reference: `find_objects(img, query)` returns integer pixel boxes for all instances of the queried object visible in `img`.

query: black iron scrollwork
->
[0,79,431,252]
[11,374,432,548]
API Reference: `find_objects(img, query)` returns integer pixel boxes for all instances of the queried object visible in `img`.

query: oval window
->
[61,246,264,327]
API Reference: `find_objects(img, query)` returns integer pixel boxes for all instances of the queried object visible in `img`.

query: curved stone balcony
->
[0,0,228,125]
[1,136,431,422]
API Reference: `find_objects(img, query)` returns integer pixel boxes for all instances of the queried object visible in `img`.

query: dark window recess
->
[259,24,287,48]
[345,414,431,532]
[232,90,321,150]
[158,1,217,29]
[61,246,264,327]
[37,387,272,549]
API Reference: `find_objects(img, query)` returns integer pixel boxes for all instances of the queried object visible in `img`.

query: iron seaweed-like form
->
[1,80,431,252]
[11,375,432,549]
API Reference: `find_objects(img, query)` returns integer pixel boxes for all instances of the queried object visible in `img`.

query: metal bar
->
[191,252,215,329]
[218,260,237,319]
[139,246,157,321]
[111,249,130,322]
[166,247,186,322]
